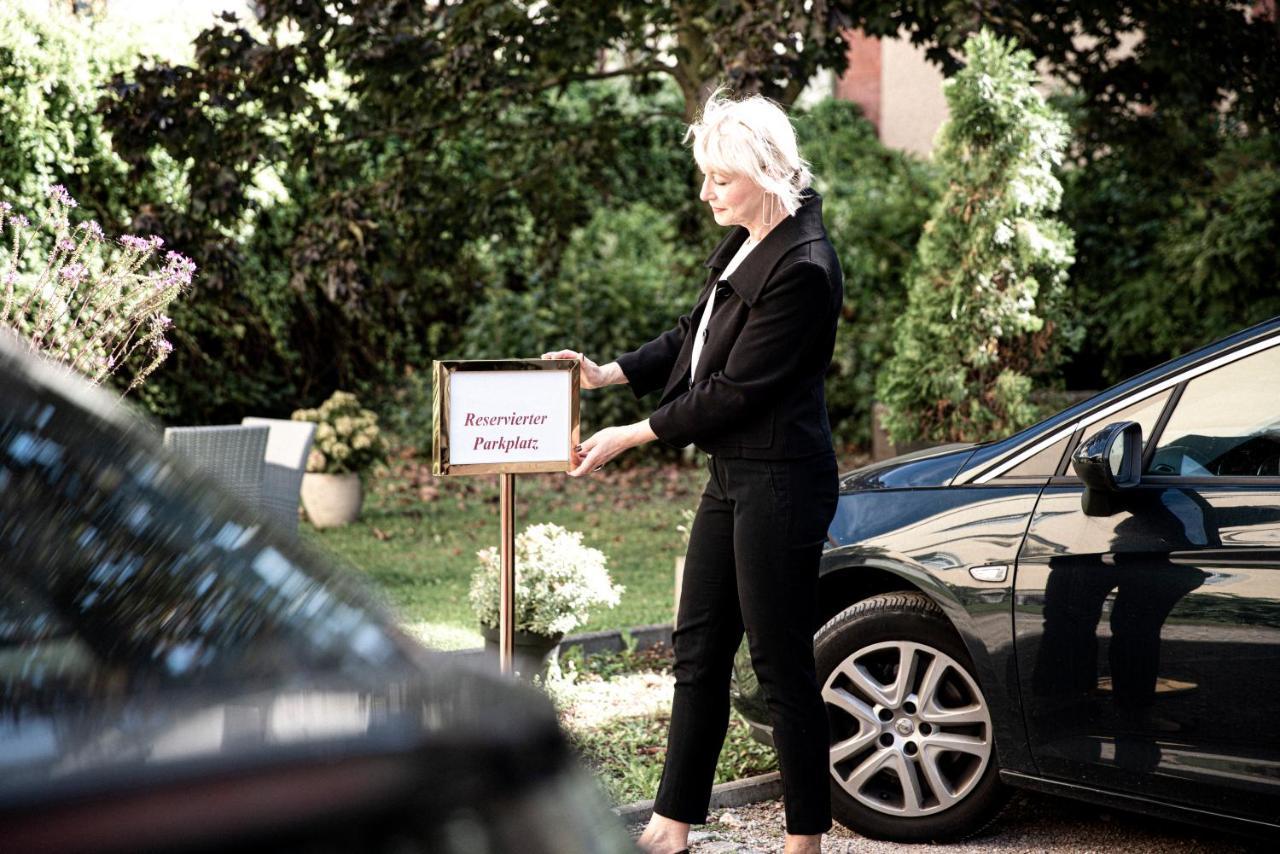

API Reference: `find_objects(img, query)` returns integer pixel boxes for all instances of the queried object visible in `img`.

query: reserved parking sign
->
[432,359,580,475]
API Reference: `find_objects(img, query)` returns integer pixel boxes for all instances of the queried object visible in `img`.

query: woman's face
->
[698,169,765,229]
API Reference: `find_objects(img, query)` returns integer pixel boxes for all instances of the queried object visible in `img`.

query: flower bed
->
[547,644,777,806]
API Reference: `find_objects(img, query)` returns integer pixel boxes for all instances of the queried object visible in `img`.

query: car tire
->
[815,591,1009,842]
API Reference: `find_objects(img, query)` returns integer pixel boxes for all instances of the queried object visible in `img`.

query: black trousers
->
[654,451,838,835]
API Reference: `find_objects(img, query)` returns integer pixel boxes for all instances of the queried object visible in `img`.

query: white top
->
[691,235,757,381]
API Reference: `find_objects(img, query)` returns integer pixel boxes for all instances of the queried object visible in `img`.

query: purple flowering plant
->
[0,184,195,393]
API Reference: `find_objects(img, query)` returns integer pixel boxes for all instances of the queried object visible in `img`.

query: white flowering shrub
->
[469,523,623,637]
[291,390,387,475]
[877,30,1079,444]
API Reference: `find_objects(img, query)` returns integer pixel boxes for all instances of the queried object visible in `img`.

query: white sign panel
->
[447,370,572,465]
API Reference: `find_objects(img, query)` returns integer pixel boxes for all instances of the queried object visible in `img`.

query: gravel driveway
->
[627,791,1268,853]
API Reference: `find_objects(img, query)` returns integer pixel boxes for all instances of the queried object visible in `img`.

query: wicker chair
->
[241,417,316,535]
[162,425,269,513]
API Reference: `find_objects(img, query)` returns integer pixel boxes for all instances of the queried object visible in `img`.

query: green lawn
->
[302,457,707,649]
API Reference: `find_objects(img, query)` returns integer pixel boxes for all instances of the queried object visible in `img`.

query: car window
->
[1147,344,1280,477]
[1048,388,1173,480]
[1105,388,1172,456]
[1003,434,1070,478]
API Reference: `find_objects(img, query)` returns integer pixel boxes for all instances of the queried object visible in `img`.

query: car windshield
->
[0,352,410,718]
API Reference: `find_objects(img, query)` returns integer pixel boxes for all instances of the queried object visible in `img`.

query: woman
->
[543,90,842,854]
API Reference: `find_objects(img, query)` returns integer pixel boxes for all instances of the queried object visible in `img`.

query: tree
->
[94,1,871,422]
[864,2,1279,388]
[100,6,697,419]
[877,30,1077,445]
[96,0,1278,424]
[796,99,937,448]
[859,2,1279,155]
[0,5,137,230]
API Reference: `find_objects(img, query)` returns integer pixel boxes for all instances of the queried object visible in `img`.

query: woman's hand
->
[540,349,624,390]
[569,420,657,477]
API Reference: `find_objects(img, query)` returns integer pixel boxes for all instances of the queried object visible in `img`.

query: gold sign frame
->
[432,358,581,477]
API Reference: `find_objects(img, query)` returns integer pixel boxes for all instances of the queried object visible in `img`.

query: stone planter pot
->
[481,625,565,675]
[300,472,363,528]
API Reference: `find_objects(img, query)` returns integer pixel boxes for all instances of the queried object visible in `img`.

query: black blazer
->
[616,190,843,459]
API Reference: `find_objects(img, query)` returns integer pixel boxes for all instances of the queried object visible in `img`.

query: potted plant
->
[292,391,386,528]
[469,523,624,672]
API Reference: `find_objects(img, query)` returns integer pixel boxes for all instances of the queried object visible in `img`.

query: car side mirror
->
[1072,420,1142,516]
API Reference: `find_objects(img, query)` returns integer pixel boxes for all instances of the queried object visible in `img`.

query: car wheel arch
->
[817,558,1031,773]
[818,557,972,644]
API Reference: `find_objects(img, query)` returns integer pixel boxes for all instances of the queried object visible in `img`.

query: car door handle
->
[968,564,1009,583]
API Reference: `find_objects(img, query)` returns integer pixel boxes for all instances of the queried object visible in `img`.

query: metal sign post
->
[432,359,580,677]
[499,472,516,674]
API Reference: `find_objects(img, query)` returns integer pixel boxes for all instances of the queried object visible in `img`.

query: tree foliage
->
[795,99,937,448]
[875,2,1280,388]
[878,30,1077,445]
[861,1,1280,158]
[1066,133,1280,384]
[82,0,1280,432]
[459,201,697,444]
[99,5,701,422]
[0,6,137,233]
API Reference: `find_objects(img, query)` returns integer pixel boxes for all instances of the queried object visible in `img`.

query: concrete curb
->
[561,622,674,656]
[444,625,782,824]
[612,772,784,825]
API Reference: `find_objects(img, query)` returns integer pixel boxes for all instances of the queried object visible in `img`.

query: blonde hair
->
[685,88,813,217]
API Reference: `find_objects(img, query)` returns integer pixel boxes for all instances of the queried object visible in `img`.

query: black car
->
[0,331,633,854]
[732,316,1280,842]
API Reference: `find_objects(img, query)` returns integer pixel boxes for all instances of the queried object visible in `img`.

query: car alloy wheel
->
[815,592,1007,841]
[823,639,992,817]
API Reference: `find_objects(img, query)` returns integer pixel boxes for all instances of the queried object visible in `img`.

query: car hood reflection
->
[840,443,978,491]
[0,666,565,801]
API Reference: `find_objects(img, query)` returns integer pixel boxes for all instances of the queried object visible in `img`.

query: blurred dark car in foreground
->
[0,331,632,854]
[733,317,1280,842]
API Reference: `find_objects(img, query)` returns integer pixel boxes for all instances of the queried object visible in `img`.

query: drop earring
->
[763,193,774,228]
